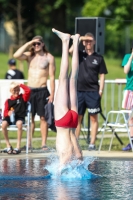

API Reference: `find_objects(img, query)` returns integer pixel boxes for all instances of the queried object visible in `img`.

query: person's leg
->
[70,129,82,160]
[129,118,133,137]
[75,115,83,139]
[40,116,48,149]
[122,117,133,151]
[28,115,35,148]
[52,28,70,119]
[2,121,13,154]
[122,91,133,150]
[15,120,23,149]
[88,114,98,150]
[29,90,36,146]
[2,121,10,148]
[31,116,35,136]
[33,88,50,150]
[86,91,101,150]
[69,34,80,112]
[68,34,83,159]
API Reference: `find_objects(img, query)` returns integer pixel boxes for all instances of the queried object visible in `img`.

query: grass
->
[0,52,61,80]
[0,52,125,80]
[0,132,130,151]
[0,52,129,151]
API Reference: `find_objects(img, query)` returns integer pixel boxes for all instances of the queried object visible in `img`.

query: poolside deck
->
[1,150,133,160]
[0,134,133,160]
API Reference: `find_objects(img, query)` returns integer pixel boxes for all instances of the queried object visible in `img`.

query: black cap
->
[8,59,16,66]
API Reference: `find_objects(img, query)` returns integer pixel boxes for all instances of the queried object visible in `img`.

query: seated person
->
[2,82,31,154]
[52,28,82,167]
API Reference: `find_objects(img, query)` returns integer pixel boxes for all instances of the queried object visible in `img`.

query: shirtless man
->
[13,36,56,150]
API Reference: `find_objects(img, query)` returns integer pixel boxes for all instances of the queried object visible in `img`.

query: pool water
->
[0,156,133,200]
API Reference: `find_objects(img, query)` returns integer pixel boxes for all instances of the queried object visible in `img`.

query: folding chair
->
[98,110,133,153]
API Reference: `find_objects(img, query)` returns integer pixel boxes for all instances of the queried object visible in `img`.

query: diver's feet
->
[71,34,80,43]
[52,28,70,41]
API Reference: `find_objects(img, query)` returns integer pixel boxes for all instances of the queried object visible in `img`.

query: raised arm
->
[13,39,39,61]
[13,42,32,61]
[124,49,133,74]
[20,84,31,101]
[48,54,56,102]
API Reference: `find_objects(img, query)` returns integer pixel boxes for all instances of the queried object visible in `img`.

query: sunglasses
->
[33,42,41,46]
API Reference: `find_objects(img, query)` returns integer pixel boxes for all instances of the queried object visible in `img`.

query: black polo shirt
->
[77,50,108,91]
[5,69,24,79]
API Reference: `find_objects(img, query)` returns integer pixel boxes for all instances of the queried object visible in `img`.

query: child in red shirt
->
[2,82,31,154]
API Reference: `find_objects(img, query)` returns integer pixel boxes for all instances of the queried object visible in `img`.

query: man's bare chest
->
[29,56,49,69]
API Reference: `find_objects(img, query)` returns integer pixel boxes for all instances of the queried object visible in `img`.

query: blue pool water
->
[0,156,133,200]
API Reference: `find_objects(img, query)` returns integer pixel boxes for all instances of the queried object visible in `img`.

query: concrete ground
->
[1,150,133,160]
[0,134,133,160]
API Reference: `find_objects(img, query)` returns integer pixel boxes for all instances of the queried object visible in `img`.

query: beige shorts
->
[122,90,133,109]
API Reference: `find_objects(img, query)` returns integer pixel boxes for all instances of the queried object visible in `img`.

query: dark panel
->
[75,17,105,55]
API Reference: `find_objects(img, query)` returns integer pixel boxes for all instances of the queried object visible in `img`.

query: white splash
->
[45,155,99,180]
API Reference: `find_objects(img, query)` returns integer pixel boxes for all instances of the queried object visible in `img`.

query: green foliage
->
[0,53,9,79]
[82,0,133,24]
[82,0,133,57]
[82,0,112,16]
[0,0,84,54]
[0,0,133,56]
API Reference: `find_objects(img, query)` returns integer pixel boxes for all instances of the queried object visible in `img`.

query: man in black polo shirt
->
[69,32,108,150]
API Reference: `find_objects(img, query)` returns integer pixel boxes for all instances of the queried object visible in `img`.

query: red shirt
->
[3,84,31,117]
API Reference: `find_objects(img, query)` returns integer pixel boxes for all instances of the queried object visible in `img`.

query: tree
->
[0,0,84,54]
[82,0,133,57]
[0,0,36,44]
